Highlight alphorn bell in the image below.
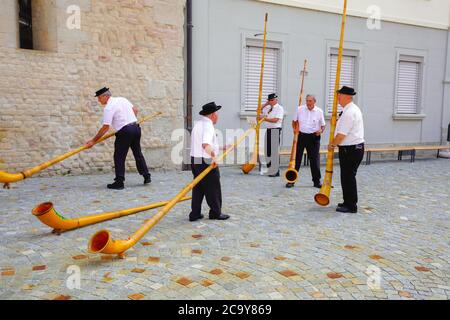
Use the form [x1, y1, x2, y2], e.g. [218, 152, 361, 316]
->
[0, 112, 162, 189]
[315, 0, 348, 206]
[284, 59, 308, 184]
[242, 13, 268, 174]
[89, 118, 266, 258]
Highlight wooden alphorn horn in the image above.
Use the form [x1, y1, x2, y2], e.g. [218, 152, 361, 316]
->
[284, 59, 308, 184]
[0, 112, 162, 188]
[315, 0, 348, 206]
[32, 197, 191, 235]
[242, 13, 268, 174]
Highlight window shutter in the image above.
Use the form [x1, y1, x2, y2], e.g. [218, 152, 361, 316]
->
[328, 54, 356, 113]
[244, 46, 279, 112]
[396, 60, 420, 114]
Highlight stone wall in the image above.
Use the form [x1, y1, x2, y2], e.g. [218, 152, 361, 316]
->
[0, 0, 186, 177]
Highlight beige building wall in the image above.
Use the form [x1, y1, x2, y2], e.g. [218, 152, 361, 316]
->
[0, 0, 185, 177]
[255, 0, 450, 29]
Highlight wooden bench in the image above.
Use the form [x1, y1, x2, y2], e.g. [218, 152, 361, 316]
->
[365, 145, 449, 164]
[412, 145, 450, 162]
[365, 146, 415, 165]
[281, 145, 449, 166]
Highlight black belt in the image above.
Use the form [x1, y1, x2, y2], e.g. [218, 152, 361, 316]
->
[267, 128, 282, 130]
[117, 122, 139, 134]
[339, 143, 365, 150]
[299, 132, 316, 135]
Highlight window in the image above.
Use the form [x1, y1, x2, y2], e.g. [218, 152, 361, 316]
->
[395, 56, 422, 115]
[17, 0, 57, 52]
[243, 43, 280, 112]
[18, 0, 33, 49]
[326, 50, 357, 114]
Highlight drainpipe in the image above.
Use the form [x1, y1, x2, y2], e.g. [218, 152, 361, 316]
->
[182, 0, 193, 171]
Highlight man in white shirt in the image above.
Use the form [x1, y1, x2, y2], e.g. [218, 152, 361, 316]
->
[260, 93, 284, 177]
[86, 87, 151, 190]
[328, 86, 365, 213]
[189, 102, 230, 222]
[287, 94, 326, 189]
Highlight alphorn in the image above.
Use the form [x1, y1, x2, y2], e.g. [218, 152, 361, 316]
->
[0, 112, 162, 188]
[284, 59, 308, 184]
[32, 197, 191, 234]
[242, 13, 268, 174]
[315, 0, 348, 206]
[89, 118, 266, 258]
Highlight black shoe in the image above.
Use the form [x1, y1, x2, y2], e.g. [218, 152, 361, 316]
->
[286, 183, 295, 188]
[107, 181, 124, 190]
[269, 172, 280, 177]
[338, 203, 345, 208]
[143, 174, 151, 185]
[189, 214, 204, 222]
[314, 183, 322, 189]
[209, 214, 230, 220]
[336, 206, 357, 213]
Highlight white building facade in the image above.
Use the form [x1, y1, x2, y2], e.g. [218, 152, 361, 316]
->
[191, 0, 450, 150]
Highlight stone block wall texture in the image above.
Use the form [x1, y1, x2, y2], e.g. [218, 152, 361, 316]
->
[0, 0, 185, 177]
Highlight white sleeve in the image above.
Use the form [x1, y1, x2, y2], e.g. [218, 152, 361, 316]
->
[103, 107, 114, 126]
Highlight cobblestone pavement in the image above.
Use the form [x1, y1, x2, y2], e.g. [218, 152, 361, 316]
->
[1, 159, 449, 300]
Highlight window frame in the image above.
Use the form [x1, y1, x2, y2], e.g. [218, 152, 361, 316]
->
[240, 36, 283, 117]
[16, 0, 59, 52]
[324, 46, 361, 118]
[393, 49, 427, 120]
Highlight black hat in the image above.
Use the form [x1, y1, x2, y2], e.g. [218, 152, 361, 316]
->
[199, 102, 222, 116]
[268, 93, 278, 100]
[95, 87, 110, 97]
[337, 86, 356, 96]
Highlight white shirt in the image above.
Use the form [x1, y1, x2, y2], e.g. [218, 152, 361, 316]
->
[293, 105, 326, 134]
[335, 102, 365, 146]
[190, 116, 219, 159]
[103, 97, 138, 131]
[262, 104, 284, 129]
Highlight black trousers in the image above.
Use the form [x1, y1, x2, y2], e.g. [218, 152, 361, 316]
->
[114, 123, 150, 182]
[338, 143, 365, 210]
[265, 128, 281, 175]
[190, 157, 222, 219]
[295, 132, 322, 184]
